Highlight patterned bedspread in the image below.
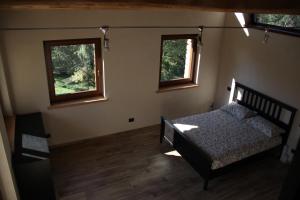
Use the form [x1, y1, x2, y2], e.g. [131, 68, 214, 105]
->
[171, 110, 281, 169]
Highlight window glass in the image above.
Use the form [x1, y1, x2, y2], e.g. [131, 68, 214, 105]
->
[161, 39, 194, 81]
[51, 44, 96, 95]
[159, 35, 198, 88]
[254, 14, 300, 29]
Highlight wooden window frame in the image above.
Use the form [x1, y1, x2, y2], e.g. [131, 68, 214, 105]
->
[250, 14, 300, 37]
[158, 34, 198, 89]
[44, 38, 103, 104]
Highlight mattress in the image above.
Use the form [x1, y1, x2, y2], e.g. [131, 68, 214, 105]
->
[171, 110, 282, 169]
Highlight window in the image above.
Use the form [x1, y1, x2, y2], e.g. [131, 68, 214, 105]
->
[44, 38, 103, 104]
[159, 34, 198, 88]
[252, 14, 300, 36]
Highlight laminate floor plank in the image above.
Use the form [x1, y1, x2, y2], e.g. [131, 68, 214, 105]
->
[51, 125, 287, 200]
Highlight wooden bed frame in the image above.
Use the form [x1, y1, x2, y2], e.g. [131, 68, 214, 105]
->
[160, 82, 297, 190]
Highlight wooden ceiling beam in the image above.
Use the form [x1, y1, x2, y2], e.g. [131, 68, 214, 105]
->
[0, 0, 299, 14]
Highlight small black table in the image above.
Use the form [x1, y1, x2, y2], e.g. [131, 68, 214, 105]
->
[14, 112, 50, 163]
[14, 160, 56, 200]
[13, 112, 56, 200]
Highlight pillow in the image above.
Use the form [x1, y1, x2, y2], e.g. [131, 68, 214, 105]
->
[245, 116, 285, 137]
[220, 102, 256, 120]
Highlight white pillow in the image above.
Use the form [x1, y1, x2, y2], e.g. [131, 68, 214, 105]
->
[220, 102, 256, 120]
[245, 116, 285, 137]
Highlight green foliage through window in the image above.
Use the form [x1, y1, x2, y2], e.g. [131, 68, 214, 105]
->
[255, 14, 300, 29]
[160, 35, 196, 83]
[161, 39, 189, 81]
[50, 44, 96, 95]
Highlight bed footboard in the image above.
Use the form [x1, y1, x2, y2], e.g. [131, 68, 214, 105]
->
[160, 116, 213, 190]
[160, 116, 176, 145]
[160, 116, 165, 144]
[173, 130, 213, 190]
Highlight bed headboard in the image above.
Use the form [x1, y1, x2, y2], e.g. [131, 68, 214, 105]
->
[231, 82, 297, 134]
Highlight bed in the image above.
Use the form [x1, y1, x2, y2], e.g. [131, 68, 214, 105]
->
[160, 82, 297, 190]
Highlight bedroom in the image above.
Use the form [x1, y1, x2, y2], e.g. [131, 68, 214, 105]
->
[0, 1, 299, 200]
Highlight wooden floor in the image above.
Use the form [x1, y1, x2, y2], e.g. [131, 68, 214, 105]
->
[51, 125, 288, 200]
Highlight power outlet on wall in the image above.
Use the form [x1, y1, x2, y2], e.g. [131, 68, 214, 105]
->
[128, 118, 135, 123]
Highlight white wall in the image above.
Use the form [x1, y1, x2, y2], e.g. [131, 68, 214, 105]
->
[215, 13, 300, 160]
[0, 50, 14, 116]
[0, 105, 18, 200]
[0, 10, 225, 145]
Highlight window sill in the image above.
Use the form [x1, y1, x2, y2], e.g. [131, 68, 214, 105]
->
[48, 96, 109, 109]
[157, 83, 199, 93]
